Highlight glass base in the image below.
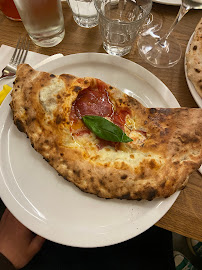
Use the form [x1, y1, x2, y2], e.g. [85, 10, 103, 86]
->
[103, 42, 131, 57]
[73, 15, 98, 28]
[137, 33, 182, 68]
[30, 29, 65, 48]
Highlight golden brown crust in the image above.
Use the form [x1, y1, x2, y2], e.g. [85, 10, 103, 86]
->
[186, 17, 202, 98]
[10, 64, 202, 200]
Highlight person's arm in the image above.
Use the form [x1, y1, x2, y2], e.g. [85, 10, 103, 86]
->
[0, 209, 45, 269]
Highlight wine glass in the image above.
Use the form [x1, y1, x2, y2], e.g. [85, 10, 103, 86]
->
[137, 0, 202, 68]
[140, 7, 163, 35]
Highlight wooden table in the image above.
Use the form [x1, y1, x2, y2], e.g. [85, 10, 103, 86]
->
[0, 2, 202, 241]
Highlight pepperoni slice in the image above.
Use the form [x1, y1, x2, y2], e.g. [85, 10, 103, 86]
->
[112, 108, 131, 130]
[71, 80, 113, 120]
[69, 79, 131, 146]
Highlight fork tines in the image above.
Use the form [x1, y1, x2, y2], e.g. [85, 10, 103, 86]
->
[9, 36, 30, 67]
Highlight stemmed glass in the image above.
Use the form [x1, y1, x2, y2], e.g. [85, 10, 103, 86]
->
[137, 0, 202, 68]
[140, 7, 163, 35]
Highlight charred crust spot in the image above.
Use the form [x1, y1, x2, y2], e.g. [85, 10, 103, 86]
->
[147, 188, 157, 201]
[73, 169, 80, 177]
[160, 181, 165, 188]
[179, 133, 199, 144]
[74, 86, 82, 92]
[119, 192, 130, 199]
[149, 108, 157, 114]
[56, 115, 63, 124]
[193, 45, 197, 50]
[29, 69, 33, 72]
[144, 120, 148, 125]
[41, 84, 44, 87]
[90, 177, 94, 182]
[44, 140, 49, 143]
[50, 74, 55, 78]
[31, 143, 34, 148]
[127, 96, 139, 107]
[13, 81, 16, 85]
[109, 86, 113, 89]
[60, 153, 64, 156]
[84, 80, 88, 84]
[121, 174, 128, 180]
[15, 119, 25, 132]
[43, 157, 50, 162]
[149, 159, 156, 169]
[195, 68, 200, 73]
[57, 94, 61, 99]
[173, 161, 179, 165]
[99, 179, 104, 185]
[29, 86, 32, 90]
[118, 98, 123, 103]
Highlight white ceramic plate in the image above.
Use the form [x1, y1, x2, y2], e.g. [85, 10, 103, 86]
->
[0, 53, 180, 248]
[185, 33, 202, 108]
[152, 0, 181, 5]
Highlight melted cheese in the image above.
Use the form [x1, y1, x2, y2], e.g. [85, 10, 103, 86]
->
[39, 78, 65, 114]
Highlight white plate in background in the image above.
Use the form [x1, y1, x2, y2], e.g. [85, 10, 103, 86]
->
[153, 0, 181, 5]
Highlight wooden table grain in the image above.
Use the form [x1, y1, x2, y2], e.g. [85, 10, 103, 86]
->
[0, 2, 202, 241]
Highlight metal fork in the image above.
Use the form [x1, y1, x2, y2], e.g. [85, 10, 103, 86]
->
[0, 36, 30, 82]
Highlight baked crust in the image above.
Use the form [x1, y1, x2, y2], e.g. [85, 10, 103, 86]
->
[186, 17, 202, 98]
[10, 64, 202, 200]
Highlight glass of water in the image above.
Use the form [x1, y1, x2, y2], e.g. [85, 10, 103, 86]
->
[13, 0, 65, 47]
[67, 0, 98, 28]
[94, 0, 152, 57]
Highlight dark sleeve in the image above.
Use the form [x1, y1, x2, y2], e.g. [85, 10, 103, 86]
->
[0, 253, 16, 270]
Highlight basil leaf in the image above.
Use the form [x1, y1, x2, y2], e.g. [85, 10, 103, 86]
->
[82, 115, 133, 143]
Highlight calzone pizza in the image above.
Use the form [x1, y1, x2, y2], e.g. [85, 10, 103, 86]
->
[10, 64, 202, 200]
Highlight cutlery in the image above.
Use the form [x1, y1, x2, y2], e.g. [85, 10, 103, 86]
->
[0, 35, 30, 81]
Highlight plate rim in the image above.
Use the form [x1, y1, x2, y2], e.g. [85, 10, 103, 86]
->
[0, 52, 180, 248]
[152, 0, 181, 6]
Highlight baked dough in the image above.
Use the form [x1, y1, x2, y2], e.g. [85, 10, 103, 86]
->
[10, 64, 202, 200]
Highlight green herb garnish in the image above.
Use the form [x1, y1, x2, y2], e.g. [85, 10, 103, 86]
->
[82, 115, 133, 143]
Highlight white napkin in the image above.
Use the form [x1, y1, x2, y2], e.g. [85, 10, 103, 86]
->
[0, 44, 63, 90]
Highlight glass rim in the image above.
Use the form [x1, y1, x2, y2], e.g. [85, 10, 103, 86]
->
[94, 0, 152, 25]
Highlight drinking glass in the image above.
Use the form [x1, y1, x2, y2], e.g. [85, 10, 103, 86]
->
[94, 0, 152, 57]
[0, 0, 21, 21]
[13, 0, 65, 47]
[67, 0, 98, 28]
[137, 0, 202, 68]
